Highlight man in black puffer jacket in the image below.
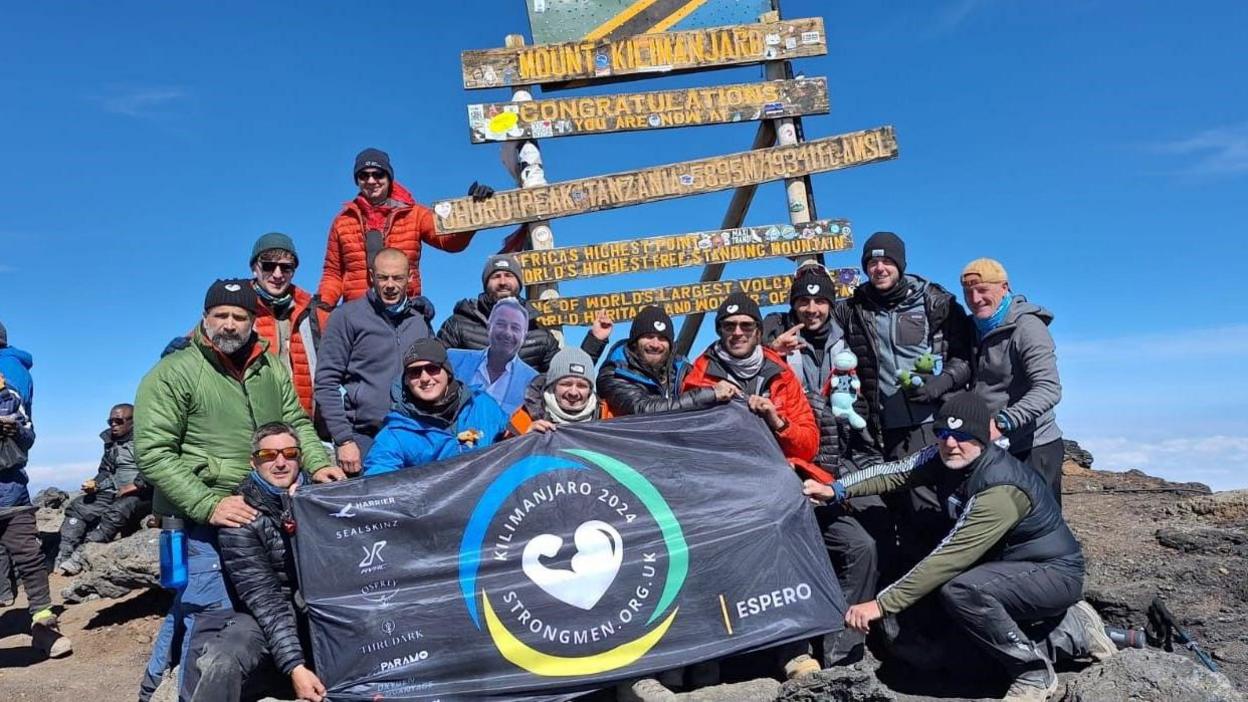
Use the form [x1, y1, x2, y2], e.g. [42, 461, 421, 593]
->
[437, 254, 611, 372]
[597, 305, 736, 416]
[185, 422, 326, 702]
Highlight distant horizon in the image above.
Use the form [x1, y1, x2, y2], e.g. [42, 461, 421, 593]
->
[3, 1, 1245, 494]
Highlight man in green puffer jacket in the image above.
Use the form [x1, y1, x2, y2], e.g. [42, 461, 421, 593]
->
[134, 279, 343, 701]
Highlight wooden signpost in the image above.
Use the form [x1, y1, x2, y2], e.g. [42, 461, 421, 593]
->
[528, 270, 857, 328]
[461, 17, 826, 89]
[514, 219, 851, 285]
[434, 126, 897, 233]
[468, 77, 828, 142]
[525, 0, 775, 45]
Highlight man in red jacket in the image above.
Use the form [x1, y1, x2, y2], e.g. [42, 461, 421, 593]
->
[683, 292, 818, 464]
[250, 233, 318, 417]
[316, 148, 494, 318]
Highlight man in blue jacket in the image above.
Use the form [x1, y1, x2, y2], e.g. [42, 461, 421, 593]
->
[0, 322, 34, 415]
[314, 248, 435, 474]
[447, 298, 537, 416]
[365, 338, 508, 475]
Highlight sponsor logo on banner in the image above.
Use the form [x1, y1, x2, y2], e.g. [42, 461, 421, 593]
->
[361, 579, 400, 605]
[457, 451, 688, 676]
[360, 619, 426, 656]
[335, 520, 398, 540]
[359, 540, 388, 575]
[330, 496, 398, 519]
[375, 649, 430, 675]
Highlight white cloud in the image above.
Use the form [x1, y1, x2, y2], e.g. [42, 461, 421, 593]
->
[1059, 323, 1248, 362]
[1081, 435, 1248, 491]
[97, 87, 188, 118]
[23, 461, 97, 494]
[1151, 122, 1248, 177]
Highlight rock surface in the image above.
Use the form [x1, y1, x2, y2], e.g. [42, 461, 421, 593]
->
[61, 528, 161, 603]
[1058, 648, 1245, 701]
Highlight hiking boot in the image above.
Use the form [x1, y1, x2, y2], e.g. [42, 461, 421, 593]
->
[1004, 658, 1057, 702]
[1070, 601, 1116, 661]
[31, 609, 73, 658]
[616, 678, 676, 702]
[784, 653, 822, 679]
[56, 551, 85, 576]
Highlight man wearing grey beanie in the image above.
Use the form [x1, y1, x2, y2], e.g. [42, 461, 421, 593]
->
[508, 347, 610, 434]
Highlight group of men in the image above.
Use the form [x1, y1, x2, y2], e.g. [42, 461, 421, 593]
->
[0, 147, 1109, 702]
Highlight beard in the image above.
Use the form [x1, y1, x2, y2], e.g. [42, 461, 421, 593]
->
[211, 329, 250, 354]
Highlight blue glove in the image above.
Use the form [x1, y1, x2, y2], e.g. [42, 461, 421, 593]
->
[830, 480, 848, 504]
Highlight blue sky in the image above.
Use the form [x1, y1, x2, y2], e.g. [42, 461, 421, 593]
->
[1, 1, 1245, 491]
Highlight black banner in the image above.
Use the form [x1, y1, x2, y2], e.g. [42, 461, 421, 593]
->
[292, 404, 844, 700]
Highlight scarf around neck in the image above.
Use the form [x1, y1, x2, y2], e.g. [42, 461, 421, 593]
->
[253, 282, 294, 318]
[974, 290, 1015, 339]
[712, 342, 765, 387]
[402, 380, 464, 427]
[544, 390, 599, 425]
[863, 275, 912, 308]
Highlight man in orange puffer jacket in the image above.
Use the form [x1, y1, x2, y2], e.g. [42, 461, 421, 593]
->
[317, 148, 494, 321]
[250, 233, 319, 417]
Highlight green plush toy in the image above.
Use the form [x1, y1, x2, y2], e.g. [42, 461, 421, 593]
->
[898, 353, 942, 390]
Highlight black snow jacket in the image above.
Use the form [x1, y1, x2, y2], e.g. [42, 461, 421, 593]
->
[437, 293, 606, 372]
[596, 341, 717, 416]
[218, 474, 307, 675]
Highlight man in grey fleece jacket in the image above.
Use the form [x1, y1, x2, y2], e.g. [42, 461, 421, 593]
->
[961, 258, 1064, 501]
[313, 249, 433, 474]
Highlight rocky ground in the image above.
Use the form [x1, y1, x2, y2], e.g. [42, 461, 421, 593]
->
[2, 442, 1245, 701]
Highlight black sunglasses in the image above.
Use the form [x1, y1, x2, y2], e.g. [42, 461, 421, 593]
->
[259, 261, 296, 274]
[356, 169, 389, 182]
[107, 418, 131, 426]
[406, 364, 445, 379]
[719, 320, 758, 333]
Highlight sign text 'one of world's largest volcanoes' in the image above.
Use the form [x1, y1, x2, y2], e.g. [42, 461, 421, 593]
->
[433, 126, 898, 234]
[461, 17, 827, 89]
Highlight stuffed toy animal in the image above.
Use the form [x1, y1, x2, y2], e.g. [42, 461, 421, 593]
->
[828, 350, 867, 430]
[898, 353, 943, 391]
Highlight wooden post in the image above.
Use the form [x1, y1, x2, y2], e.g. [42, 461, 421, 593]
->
[503, 33, 564, 343]
[675, 8, 820, 357]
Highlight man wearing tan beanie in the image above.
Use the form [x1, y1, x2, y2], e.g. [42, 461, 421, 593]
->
[960, 258, 1065, 501]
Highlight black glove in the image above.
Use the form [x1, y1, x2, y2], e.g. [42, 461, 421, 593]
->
[907, 372, 956, 404]
[467, 181, 495, 202]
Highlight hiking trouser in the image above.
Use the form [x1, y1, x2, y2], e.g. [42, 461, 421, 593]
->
[938, 558, 1083, 681]
[815, 496, 890, 663]
[60, 491, 117, 558]
[0, 544, 14, 602]
[0, 509, 51, 611]
[1012, 439, 1064, 505]
[186, 612, 282, 702]
[87, 493, 148, 543]
[881, 423, 949, 574]
[137, 523, 233, 702]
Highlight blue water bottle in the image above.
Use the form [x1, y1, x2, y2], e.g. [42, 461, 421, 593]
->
[159, 516, 189, 591]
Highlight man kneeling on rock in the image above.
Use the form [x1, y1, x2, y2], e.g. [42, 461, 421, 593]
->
[803, 392, 1115, 701]
[185, 422, 327, 702]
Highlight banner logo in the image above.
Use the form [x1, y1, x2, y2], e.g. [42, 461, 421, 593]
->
[458, 450, 688, 676]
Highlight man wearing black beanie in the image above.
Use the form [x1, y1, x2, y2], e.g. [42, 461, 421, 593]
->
[803, 392, 1113, 701]
[832, 232, 975, 569]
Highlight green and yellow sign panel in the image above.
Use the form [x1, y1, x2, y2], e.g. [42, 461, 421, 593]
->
[526, 0, 776, 45]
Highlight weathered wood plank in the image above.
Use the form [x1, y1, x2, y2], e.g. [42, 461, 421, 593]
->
[515, 219, 851, 285]
[529, 270, 858, 328]
[526, 0, 774, 45]
[468, 78, 828, 143]
[433, 125, 897, 234]
[461, 17, 827, 90]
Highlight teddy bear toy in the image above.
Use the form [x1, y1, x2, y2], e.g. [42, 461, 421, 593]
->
[898, 353, 943, 391]
[828, 350, 868, 430]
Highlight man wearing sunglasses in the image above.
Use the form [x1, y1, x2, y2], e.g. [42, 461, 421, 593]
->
[183, 422, 327, 702]
[315, 248, 436, 474]
[684, 292, 816, 465]
[803, 393, 1112, 702]
[316, 147, 495, 317]
[248, 233, 318, 418]
[134, 279, 344, 700]
[364, 338, 508, 475]
[55, 403, 151, 576]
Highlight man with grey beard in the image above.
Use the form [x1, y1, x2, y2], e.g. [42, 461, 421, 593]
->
[134, 279, 341, 700]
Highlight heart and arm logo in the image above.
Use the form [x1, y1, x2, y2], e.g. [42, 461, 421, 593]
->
[947, 417, 964, 429]
[726, 304, 739, 314]
[522, 520, 624, 611]
[653, 321, 666, 332]
[807, 284, 820, 294]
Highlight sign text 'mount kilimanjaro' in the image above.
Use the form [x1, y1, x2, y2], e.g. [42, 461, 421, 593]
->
[469, 78, 829, 143]
[515, 220, 852, 285]
[461, 17, 827, 89]
[528, 270, 858, 328]
[434, 126, 898, 233]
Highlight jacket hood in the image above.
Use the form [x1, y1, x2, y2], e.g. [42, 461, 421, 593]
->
[237, 471, 289, 519]
[345, 180, 417, 212]
[99, 428, 133, 445]
[1002, 294, 1053, 327]
[0, 346, 33, 370]
[382, 383, 489, 431]
[605, 339, 687, 389]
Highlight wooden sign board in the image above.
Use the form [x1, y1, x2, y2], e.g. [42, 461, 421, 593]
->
[525, 0, 774, 45]
[516, 219, 852, 285]
[434, 126, 898, 233]
[468, 78, 828, 143]
[461, 17, 827, 90]
[530, 270, 859, 328]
